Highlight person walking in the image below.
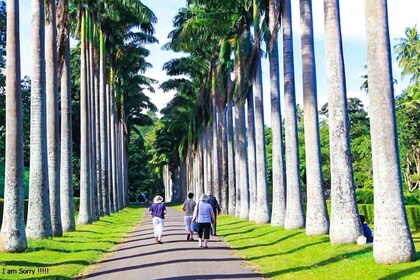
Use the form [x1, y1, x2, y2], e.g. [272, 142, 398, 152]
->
[207, 193, 221, 235]
[182, 192, 196, 241]
[149, 196, 167, 244]
[192, 194, 215, 248]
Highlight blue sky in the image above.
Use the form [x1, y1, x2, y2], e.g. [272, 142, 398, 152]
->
[19, 0, 420, 121]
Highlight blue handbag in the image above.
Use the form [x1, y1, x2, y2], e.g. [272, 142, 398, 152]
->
[192, 202, 200, 232]
[192, 222, 199, 232]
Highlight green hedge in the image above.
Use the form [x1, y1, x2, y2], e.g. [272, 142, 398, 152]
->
[325, 202, 419, 231]
[0, 198, 80, 226]
[1, 199, 418, 231]
[358, 204, 420, 231]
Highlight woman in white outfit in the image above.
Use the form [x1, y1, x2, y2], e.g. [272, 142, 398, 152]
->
[149, 196, 167, 244]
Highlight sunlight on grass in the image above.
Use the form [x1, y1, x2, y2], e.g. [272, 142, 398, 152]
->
[218, 215, 420, 280]
[0, 205, 145, 279]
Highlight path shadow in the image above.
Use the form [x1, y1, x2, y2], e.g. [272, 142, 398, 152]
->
[154, 273, 261, 279]
[124, 232, 154, 238]
[248, 239, 329, 261]
[268, 247, 372, 277]
[2, 260, 91, 267]
[58, 238, 118, 244]
[116, 236, 157, 244]
[108, 242, 158, 253]
[236, 229, 278, 241]
[236, 232, 303, 250]
[29, 275, 72, 280]
[77, 258, 242, 279]
[221, 224, 255, 232]
[377, 265, 420, 279]
[218, 220, 248, 228]
[98, 246, 234, 265]
[222, 227, 258, 237]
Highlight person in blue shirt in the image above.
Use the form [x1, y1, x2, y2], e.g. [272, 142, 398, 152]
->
[360, 215, 373, 243]
[149, 196, 167, 244]
[192, 194, 215, 248]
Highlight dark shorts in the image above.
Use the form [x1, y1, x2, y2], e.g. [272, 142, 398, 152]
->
[198, 223, 211, 239]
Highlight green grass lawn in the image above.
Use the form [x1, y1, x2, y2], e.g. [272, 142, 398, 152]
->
[0, 205, 145, 279]
[217, 214, 420, 280]
[171, 203, 420, 279]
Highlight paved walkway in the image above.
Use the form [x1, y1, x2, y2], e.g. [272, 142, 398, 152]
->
[80, 206, 263, 280]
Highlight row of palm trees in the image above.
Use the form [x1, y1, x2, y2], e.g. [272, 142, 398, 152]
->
[0, 0, 156, 253]
[156, 0, 415, 264]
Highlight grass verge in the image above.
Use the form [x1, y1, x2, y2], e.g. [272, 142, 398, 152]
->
[217, 214, 420, 280]
[0, 205, 145, 279]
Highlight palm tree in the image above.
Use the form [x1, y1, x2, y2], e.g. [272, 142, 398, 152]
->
[88, 13, 99, 220]
[0, 0, 28, 252]
[365, 0, 415, 263]
[46, 0, 62, 237]
[211, 78, 220, 202]
[227, 101, 236, 215]
[283, 0, 305, 230]
[99, 30, 110, 215]
[57, 0, 75, 232]
[27, 0, 53, 239]
[300, 0, 329, 235]
[268, 0, 287, 227]
[252, 0, 270, 224]
[247, 86, 256, 221]
[78, 11, 93, 224]
[324, 0, 362, 243]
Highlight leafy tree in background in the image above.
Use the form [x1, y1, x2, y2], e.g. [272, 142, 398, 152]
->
[128, 123, 163, 201]
[395, 26, 420, 195]
[319, 98, 372, 191]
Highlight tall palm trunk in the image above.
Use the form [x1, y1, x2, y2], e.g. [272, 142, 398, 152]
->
[110, 94, 118, 211]
[212, 76, 221, 201]
[0, 0, 28, 252]
[27, 0, 53, 239]
[59, 12, 75, 232]
[99, 30, 110, 215]
[324, 0, 362, 243]
[269, 0, 287, 227]
[365, 0, 415, 263]
[107, 83, 114, 213]
[227, 101, 236, 215]
[247, 89, 257, 221]
[88, 18, 99, 221]
[123, 127, 129, 207]
[205, 127, 212, 194]
[283, 0, 305, 230]
[234, 101, 242, 217]
[239, 100, 249, 220]
[46, 0, 62, 237]
[94, 45, 102, 216]
[78, 12, 93, 225]
[117, 121, 124, 209]
[253, 0, 270, 224]
[218, 108, 228, 213]
[300, 0, 329, 235]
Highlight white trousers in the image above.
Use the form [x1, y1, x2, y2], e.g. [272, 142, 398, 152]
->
[152, 217, 164, 238]
[184, 215, 193, 233]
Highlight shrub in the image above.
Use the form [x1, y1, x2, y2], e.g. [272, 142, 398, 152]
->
[356, 188, 374, 204]
[0, 198, 79, 226]
[358, 204, 419, 231]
